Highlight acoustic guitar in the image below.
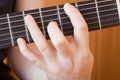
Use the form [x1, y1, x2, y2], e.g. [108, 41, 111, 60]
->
[0, 0, 119, 49]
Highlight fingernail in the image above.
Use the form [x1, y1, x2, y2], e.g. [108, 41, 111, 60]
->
[48, 21, 57, 26]
[64, 3, 72, 11]
[17, 38, 22, 45]
[24, 15, 32, 24]
[65, 3, 71, 7]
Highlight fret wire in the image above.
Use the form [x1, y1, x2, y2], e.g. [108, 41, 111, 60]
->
[0, 11, 118, 32]
[0, 7, 118, 27]
[75, 2, 78, 9]
[0, 17, 119, 42]
[39, 8, 46, 37]
[95, 0, 102, 29]
[23, 11, 30, 43]
[57, 5, 63, 32]
[7, 14, 14, 46]
[0, 0, 116, 20]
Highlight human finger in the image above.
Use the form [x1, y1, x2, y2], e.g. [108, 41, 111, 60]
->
[24, 15, 54, 58]
[47, 22, 71, 56]
[64, 3, 89, 47]
[17, 38, 44, 67]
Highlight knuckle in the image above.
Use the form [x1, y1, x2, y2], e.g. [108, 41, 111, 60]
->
[81, 52, 93, 63]
[40, 45, 50, 53]
[56, 41, 65, 48]
[29, 58, 40, 67]
[76, 25, 88, 31]
[56, 39, 68, 49]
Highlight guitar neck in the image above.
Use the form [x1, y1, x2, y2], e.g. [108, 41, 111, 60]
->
[0, 0, 120, 49]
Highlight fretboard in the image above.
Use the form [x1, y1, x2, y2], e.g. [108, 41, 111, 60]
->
[0, 0, 120, 49]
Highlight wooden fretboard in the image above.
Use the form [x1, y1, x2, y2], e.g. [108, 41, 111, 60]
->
[0, 0, 120, 49]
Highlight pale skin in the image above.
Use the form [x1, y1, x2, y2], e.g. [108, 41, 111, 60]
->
[17, 3, 93, 80]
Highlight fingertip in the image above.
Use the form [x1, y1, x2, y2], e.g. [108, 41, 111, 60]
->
[47, 21, 58, 31]
[48, 21, 57, 26]
[17, 38, 23, 45]
[24, 15, 34, 25]
[17, 38, 27, 50]
[24, 15, 32, 21]
[64, 3, 77, 15]
[64, 3, 71, 14]
[64, 3, 71, 10]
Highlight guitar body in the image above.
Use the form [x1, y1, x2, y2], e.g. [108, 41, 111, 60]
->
[8, 0, 120, 80]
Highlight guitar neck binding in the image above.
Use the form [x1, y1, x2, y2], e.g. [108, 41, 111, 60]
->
[116, 0, 120, 23]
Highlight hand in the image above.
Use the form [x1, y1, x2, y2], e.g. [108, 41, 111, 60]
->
[17, 3, 93, 80]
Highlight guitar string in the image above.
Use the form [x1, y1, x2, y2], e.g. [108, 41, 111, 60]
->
[0, 14, 117, 38]
[0, 18, 119, 43]
[0, 15, 118, 38]
[1, 6, 118, 33]
[6, 2, 116, 19]
[0, 0, 118, 46]
[37, 3, 116, 14]
[0, 12, 118, 36]
[0, 11, 117, 32]
[0, 2, 117, 26]
[0, 0, 116, 20]
[2, 5, 117, 24]
[0, 21, 119, 47]
[0, 2, 114, 22]
[0, 16, 114, 37]
[0, 16, 119, 39]
[0, 7, 118, 30]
